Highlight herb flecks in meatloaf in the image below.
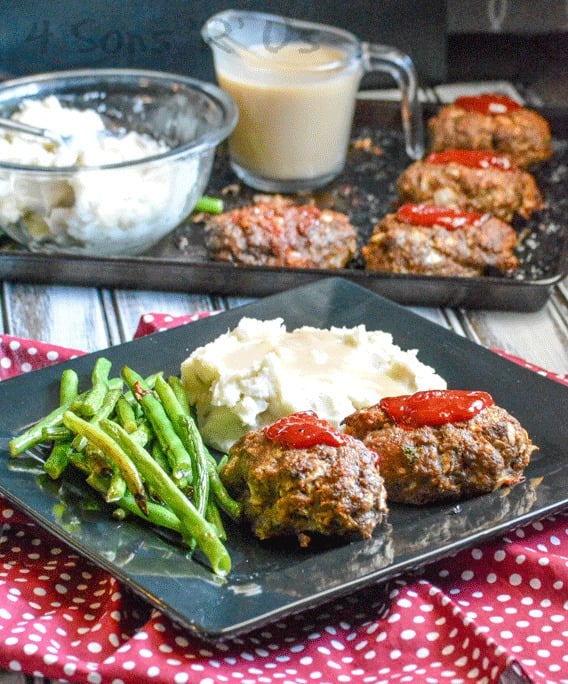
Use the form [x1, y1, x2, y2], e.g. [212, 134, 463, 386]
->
[362, 210, 519, 277]
[428, 102, 553, 169]
[397, 158, 543, 223]
[203, 196, 357, 268]
[220, 427, 387, 546]
[343, 402, 537, 505]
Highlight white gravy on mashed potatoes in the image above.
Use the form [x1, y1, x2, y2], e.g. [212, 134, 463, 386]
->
[181, 317, 447, 453]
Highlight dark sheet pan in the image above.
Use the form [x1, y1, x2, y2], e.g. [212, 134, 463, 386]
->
[1, 278, 567, 640]
[0, 101, 566, 311]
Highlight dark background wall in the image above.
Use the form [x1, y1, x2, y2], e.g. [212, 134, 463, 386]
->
[0, 1, 447, 86]
[1, 1, 566, 97]
[445, 0, 567, 106]
[446, 0, 567, 34]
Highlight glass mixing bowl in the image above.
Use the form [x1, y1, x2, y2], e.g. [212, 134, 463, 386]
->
[0, 69, 237, 256]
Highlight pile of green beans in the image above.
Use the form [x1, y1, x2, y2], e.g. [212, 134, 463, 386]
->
[9, 358, 242, 577]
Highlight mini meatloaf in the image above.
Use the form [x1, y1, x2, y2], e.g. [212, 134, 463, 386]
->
[220, 416, 387, 546]
[397, 150, 543, 222]
[362, 204, 519, 277]
[428, 95, 553, 168]
[203, 197, 357, 268]
[343, 395, 537, 505]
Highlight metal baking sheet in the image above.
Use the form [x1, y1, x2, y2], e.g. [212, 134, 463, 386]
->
[0, 101, 566, 311]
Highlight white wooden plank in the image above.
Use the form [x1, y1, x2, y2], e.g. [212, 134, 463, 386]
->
[406, 306, 454, 329]
[110, 290, 218, 342]
[224, 296, 256, 311]
[2, 283, 110, 353]
[458, 302, 568, 375]
[0, 289, 4, 335]
[556, 277, 568, 318]
[99, 289, 123, 348]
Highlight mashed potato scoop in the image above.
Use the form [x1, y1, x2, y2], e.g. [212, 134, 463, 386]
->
[181, 317, 447, 452]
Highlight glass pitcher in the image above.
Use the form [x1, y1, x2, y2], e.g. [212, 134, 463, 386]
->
[202, 10, 424, 192]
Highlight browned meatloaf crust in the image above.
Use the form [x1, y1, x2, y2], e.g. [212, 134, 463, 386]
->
[362, 211, 519, 277]
[220, 428, 387, 544]
[203, 197, 357, 268]
[342, 403, 536, 505]
[428, 103, 553, 168]
[397, 158, 543, 223]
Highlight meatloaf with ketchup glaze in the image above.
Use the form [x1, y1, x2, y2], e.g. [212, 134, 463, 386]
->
[397, 149, 543, 223]
[220, 411, 387, 546]
[428, 94, 553, 169]
[362, 203, 519, 277]
[343, 390, 537, 505]
[203, 196, 357, 268]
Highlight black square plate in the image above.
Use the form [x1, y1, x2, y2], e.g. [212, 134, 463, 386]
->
[1, 278, 567, 640]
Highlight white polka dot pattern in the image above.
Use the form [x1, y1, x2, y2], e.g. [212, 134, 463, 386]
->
[0, 312, 567, 683]
[0, 335, 85, 379]
[2, 502, 568, 682]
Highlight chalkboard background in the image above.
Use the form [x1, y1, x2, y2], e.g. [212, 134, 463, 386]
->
[0, 1, 447, 87]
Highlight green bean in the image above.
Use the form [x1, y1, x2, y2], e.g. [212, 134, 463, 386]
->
[113, 507, 128, 521]
[115, 396, 138, 433]
[151, 440, 170, 475]
[10, 360, 235, 576]
[104, 471, 127, 503]
[60, 368, 79, 405]
[115, 495, 182, 532]
[154, 375, 198, 480]
[63, 411, 148, 515]
[176, 414, 209, 516]
[157, 374, 240, 520]
[10, 369, 85, 456]
[10, 402, 74, 456]
[122, 371, 163, 403]
[122, 366, 192, 485]
[84, 444, 114, 476]
[128, 422, 153, 447]
[154, 374, 185, 421]
[72, 386, 123, 451]
[44, 441, 72, 479]
[206, 499, 227, 541]
[67, 449, 90, 475]
[194, 195, 224, 215]
[154, 375, 212, 513]
[100, 417, 231, 576]
[207, 458, 242, 520]
[72, 357, 113, 417]
[160, 378, 241, 519]
[216, 453, 229, 471]
[167, 375, 191, 416]
[87, 471, 183, 534]
[41, 425, 73, 442]
[97, 385, 123, 418]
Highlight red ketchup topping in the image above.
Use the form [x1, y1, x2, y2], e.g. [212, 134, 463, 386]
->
[379, 389, 495, 429]
[426, 149, 515, 171]
[264, 411, 350, 449]
[455, 93, 522, 115]
[396, 203, 484, 231]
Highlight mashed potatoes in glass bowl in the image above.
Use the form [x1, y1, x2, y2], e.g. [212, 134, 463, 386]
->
[0, 69, 237, 256]
[181, 317, 447, 452]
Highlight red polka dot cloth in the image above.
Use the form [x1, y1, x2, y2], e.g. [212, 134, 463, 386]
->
[1, 313, 568, 684]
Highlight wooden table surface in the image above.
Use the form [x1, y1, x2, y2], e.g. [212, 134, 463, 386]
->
[1, 81, 567, 684]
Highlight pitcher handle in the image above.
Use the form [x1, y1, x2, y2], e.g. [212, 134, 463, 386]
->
[361, 43, 425, 160]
